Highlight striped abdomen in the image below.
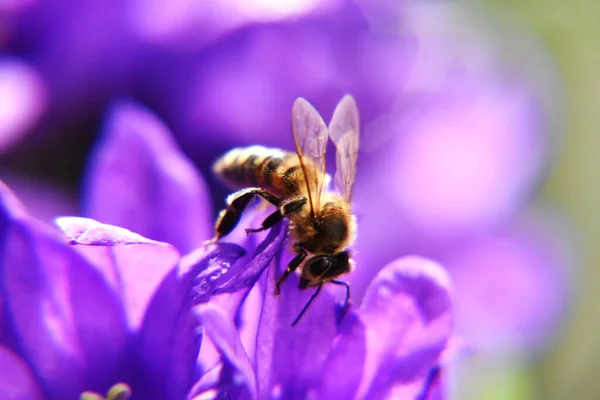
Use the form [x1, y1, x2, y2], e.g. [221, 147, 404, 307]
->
[213, 146, 305, 198]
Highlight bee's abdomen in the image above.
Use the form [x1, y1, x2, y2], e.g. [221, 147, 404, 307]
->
[213, 146, 301, 197]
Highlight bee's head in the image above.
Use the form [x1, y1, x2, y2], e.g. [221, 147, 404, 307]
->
[299, 251, 354, 289]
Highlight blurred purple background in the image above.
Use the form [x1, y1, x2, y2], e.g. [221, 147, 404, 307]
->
[0, 0, 572, 398]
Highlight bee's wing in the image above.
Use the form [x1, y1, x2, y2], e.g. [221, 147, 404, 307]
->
[328, 95, 359, 201]
[292, 97, 329, 215]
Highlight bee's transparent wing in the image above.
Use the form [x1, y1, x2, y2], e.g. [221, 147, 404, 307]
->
[292, 97, 329, 215]
[328, 95, 360, 201]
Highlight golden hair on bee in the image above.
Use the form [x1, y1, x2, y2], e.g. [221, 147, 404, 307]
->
[212, 95, 360, 326]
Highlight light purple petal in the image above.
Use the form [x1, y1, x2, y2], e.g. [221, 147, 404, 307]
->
[0, 58, 46, 155]
[133, 242, 245, 400]
[191, 304, 256, 399]
[443, 216, 568, 352]
[0, 0, 38, 12]
[255, 252, 339, 399]
[387, 78, 544, 238]
[357, 256, 454, 399]
[316, 310, 367, 399]
[356, 73, 546, 244]
[83, 100, 212, 253]
[0, 183, 128, 399]
[0, 346, 44, 400]
[56, 216, 167, 246]
[54, 216, 181, 333]
[126, 0, 336, 49]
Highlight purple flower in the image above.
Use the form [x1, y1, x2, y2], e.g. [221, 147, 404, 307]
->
[1, 1, 569, 395]
[0, 102, 455, 399]
[82, 100, 214, 254]
[0, 180, 244, 399]
[192, 255, 453, 400]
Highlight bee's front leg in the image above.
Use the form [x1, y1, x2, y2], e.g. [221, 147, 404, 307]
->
[245, 197, 307, 234]
[276, 245, 307, 296]
[213, 188, 281, 241]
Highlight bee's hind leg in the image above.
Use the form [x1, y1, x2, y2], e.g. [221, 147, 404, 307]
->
[214, 188, 281, 240]
[245, 197, 307, 234]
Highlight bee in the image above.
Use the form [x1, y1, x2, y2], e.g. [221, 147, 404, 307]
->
[212, 95, 360, 325]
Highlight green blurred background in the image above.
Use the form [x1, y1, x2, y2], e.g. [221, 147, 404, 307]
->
[467, 0, 599, 398]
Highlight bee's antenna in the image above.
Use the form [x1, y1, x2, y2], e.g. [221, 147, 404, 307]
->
[291, 284, 323, 326]
[331, 280, 351, 309]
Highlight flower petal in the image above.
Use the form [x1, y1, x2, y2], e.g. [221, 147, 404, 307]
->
[0, 184, 128, 399]
[213, 220, 286, 296]
[0, 346, 45, 400]
[419, 338, 469, 400]
[54, 216, 181, 333]
[189, 222, 285, 379]
[132, 242, 245, 400]
[0, 180, 28, 221]
[191, 304, 256, 399]
[417, 366, 445, 400]
[357, 256, 454, 399]
[316, 310, 367, 399]
[254, 252, 339, 399]
[55, 216, 165, 246]
[83, 100, 213, 253]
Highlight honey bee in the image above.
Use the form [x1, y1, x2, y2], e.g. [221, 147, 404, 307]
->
[212, 95, 360, 325]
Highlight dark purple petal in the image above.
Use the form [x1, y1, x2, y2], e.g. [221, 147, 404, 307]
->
[132, 242, 245, 400]
[0, 173, 77, 224]
[12, 0, 143, 127]
[191, 221, 280, 375]
[0, 183, 128, 399]
[196, 220, 286, 367]
[191, 304, 256, 399]
[419, 338, 469, 400]
[214, 221, 286, 295]
[255, 252, 339, 399]
[199, 212, 285, 365]
[417, 366, 445, 400]
[0, 345, 45, 400]
[172, 7, 383, 156]
[83, 100, 213, 254]
[316, 310, 367, 399]
[0, 180, 28, 221]
[357, 256, 453, 399]
[54, 216, 181, 333]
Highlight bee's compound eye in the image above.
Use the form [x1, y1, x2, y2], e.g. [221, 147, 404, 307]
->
[307, 256, 332, 276]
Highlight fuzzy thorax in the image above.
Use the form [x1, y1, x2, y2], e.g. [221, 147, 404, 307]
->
[287, 192, 356, 255]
